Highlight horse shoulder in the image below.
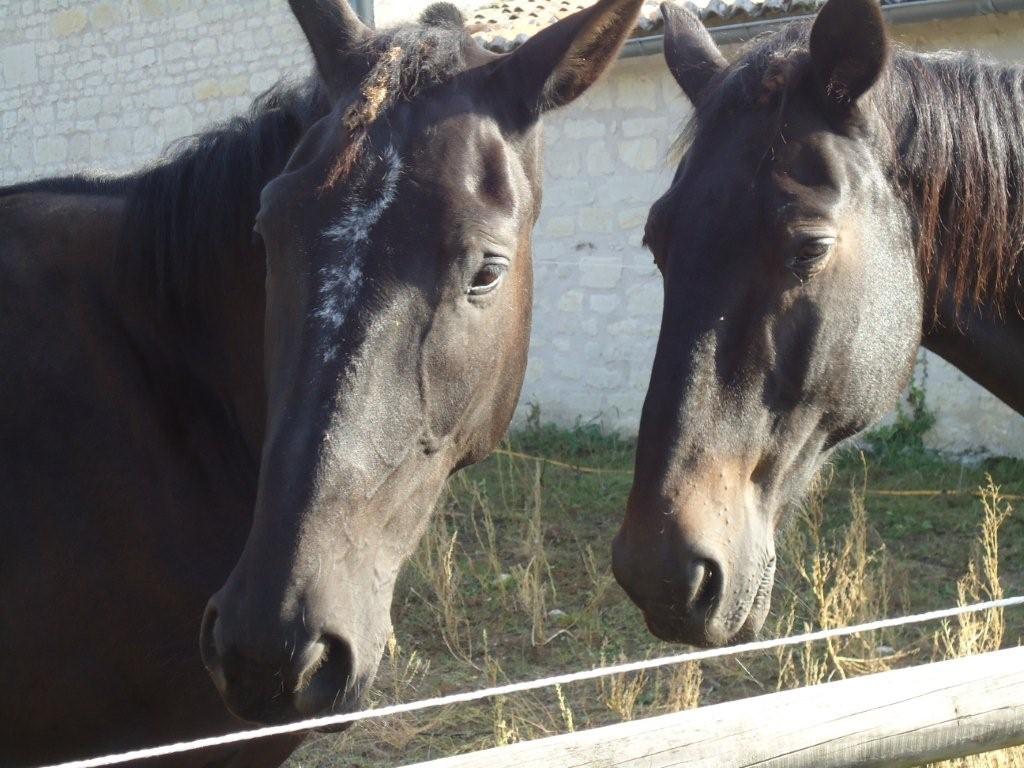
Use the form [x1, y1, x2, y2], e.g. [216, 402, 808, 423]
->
[0, 188, 258, 765]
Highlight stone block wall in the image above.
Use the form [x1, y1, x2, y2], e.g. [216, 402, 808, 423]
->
[525, 56, 678, 431]
[0, 0, 308, 181]
[2, 2, 1023, 457]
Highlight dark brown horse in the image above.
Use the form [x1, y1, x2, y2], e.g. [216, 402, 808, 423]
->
[613, 0, 1024, 647]
[0, 1, 642, 765]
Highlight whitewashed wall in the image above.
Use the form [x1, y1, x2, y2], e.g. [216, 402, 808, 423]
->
[1, 2, 1022, 457]
[0, 1, 309, 178]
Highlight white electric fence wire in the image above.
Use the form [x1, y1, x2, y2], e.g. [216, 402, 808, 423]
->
[37, 595, 1024, 768]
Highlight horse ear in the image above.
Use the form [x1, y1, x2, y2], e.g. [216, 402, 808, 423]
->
[660, 2, 726, 104]
[494, 0, 644, 117]
[289, 0, 372, 99]
[809, 0, 888, 110]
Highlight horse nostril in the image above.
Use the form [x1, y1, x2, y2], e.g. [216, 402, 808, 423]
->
[686, 558, 721, 611]
[315, 634, 354, 692]
[295, 634, 356, 716]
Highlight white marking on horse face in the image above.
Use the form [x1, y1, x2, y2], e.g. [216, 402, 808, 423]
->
[314, 145, 403, 363]
[322, 145, 403, 245]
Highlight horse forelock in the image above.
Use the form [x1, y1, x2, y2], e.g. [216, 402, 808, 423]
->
[669, 25, 810, 163]
[309, 12, 474, 359]
[321, 12, 474, 192]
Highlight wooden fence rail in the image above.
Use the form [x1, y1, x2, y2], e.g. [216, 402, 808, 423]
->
[403, 646, 1024, 768]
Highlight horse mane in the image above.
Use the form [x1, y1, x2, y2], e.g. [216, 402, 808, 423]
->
[886, 51, 1024, 316]
[0, 2, 473, 319]
[0, 173, 130, 198]
[119, 79, 327, 318]
[678, 22, 1024, 318]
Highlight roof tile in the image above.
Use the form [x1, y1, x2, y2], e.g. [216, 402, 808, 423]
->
[466, 0, 890, 51]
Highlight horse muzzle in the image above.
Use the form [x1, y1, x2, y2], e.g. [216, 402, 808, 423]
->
[612, 476, 778, 647]
[199, 600, 371, 725]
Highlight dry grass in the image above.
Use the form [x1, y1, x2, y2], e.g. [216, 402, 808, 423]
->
[774, 464, 898, 687]
[933, 477, 1023, 768]
[778, 470, 1022, 768]
[410, 511, 476, 668]
[285, 430, 1023, 768]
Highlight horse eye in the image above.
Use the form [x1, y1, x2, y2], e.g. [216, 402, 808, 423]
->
[468, 258, 509, 296]
[800, 238, 834, 260]
[788, 236, 835, 279]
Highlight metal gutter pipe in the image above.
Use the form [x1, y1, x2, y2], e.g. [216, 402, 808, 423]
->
[351, 0, 375, 26]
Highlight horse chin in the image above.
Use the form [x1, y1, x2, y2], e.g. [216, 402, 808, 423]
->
[732, 588, 772, 644]
[314, 721, 354, 734]
[642, 612, 691, 644]
[299, 686, 370, 731]
[729, 556, 776, 642]
[290, 673, 371, 733]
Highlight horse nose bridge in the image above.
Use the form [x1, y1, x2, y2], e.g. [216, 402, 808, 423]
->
[221, 536, 348, 622]
[213, 517, 394, 643]
[264, 309, 427, 484]
[627, 456, 755, 531]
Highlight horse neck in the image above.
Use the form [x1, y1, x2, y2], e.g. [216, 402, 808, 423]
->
[922, 282, 1024, 414]
[886, 53, 1024, 413]
[174, 240, 268, 462]
[117, 82, 328, 468]
[119, 230, 270, 474]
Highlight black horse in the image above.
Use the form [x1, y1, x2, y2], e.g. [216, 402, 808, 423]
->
[613, 0, 1024, 646]
[0, 1, 643, 765]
